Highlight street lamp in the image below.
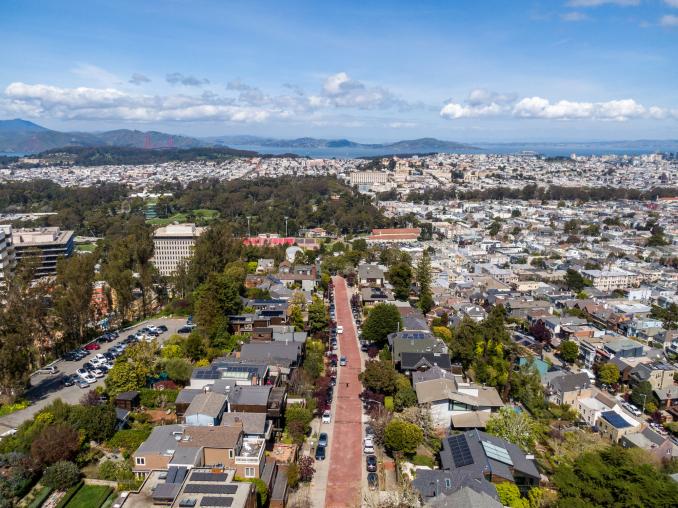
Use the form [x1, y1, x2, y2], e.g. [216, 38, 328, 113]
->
[640, 393, 647, 414]
[284, 216, 289, 237]
[246, 216, 252, 237]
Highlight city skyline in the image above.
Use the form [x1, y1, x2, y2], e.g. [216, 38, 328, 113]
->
[2, 0, 678, 142]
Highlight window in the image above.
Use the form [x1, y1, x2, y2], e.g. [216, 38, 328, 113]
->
[245, 467, 255, 478]
[228, 449, 234, 459]
[444, 479, 451, 489]
[135, 457, 145, 465]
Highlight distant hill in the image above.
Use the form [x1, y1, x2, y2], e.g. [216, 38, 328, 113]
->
[0, 119, 205, 153]
[206, 135, 476, 151]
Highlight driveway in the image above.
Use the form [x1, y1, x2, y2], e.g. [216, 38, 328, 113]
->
[324, 276, 364, 508]
[0, 317, 187, 433]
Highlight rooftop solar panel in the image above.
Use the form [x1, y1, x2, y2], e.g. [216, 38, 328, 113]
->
[601, 411, 632, 429]
[189, 472, 229, 482]
[481, 441, 513, 466]
[447, 434, 474, 467]
[200, 497, 233, 507]
[184, 484, 238, 495]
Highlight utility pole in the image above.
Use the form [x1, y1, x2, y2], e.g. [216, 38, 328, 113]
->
[284, 216, 289, 237]
[246, 216, 252, 237]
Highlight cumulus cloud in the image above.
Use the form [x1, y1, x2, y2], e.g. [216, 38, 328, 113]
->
[440, 90, 677, 122]
[660, 14, 678, 26]
[3, 82, 283, 123]
[566, 0, 639, 6]
[664, 0, 678, 6]
[317, 72, 412, 110]
[166, 72, 210, 86]
[129, 73, 151, 85]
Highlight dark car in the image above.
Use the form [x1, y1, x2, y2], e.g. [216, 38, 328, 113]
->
[178, 326, 193, 334]
[367, 472, 378, 490]
[156, 325, 168, 333]
[318, 433, 328, 447]
[63, 352, 78, 361]
[366, 455, 377, 472]
[83, 362, 97, 372]
[315, 445, 326, 461]
[329, 376, 336, 387]
[62, 375, 75, 387]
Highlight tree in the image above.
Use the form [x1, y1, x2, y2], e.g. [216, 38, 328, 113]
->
[42, 461, 81, 491]
[105, 361, 147, 397]
[98, 460, 134, 482]
[488, 218, 502, 237]
[302, 340, 325, 380]
[307, 296, 328, 334]
[193, 271, 242, 336]
[496, 483, 528, 508]
[359, 361, 399, 395]
[182, 333, 208, 362]
[394, 387, 417, 412]
[67, 404, 117, 442]
[52, 254, 96, 347]
[383, 419, 423, 454]
[630, 381, 656, 411]
[297, 456, 315, 482]
[388, 262, 412, 301]
[164, 358, 193, 384]
[559, 340, 579, 364]
[289, 305, 305, 332]
[564, 269, 589, 292]
[486, 407, 541, 452]
[30, 424, 80, 466]
[285, 405, 313, 444]
[597, 363, 620, 386]
[416, 251, 433, 314]
[553, 446, 678, 508]
[361, 304, 402, 347]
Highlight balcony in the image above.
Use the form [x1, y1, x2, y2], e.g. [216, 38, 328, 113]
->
[235, 438, 265, 465]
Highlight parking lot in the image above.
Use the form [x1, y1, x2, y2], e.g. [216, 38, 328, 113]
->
[0, 317, 187, 434]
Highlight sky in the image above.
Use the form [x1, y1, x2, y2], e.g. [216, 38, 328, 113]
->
[1, 0, 678, 142]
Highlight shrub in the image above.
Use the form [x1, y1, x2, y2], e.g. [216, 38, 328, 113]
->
[42, 461, 81, 491]
[383, 419, 423, 455]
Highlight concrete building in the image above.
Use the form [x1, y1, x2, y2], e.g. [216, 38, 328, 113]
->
[152, 223, 205, 277]
[7, 226, 74, 277]
[581, 269, 638, 291]
[0, 225, 16, 283]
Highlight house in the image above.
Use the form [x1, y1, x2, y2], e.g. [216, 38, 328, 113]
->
[170, 468, 257, 508]
[256, 258, 275, 274]
[438, 431, 540, 495]
[360, 287, 394, 307]
[620, 427, 678, 462]
[576, 392, 620, 427]
[132, 424, 266, 480]
[598, 410, 641, 442]
[175, 389, 203, 419]
[545, 372, 592, 406]
[391, 335, 451, 374]
[412, 469, 501, 507]
[184, 392, 228, 426]
[190, 359, 269, 389]
[414, 376, 503, 429]
[604, 338, 644, 359]
[238, 341, 303, 379]
[654, 386, 678, 411]
[115, 391, 140, 412]
[221, 413, 273, 441]
[228, 385, 287, 430]
[629, 361, 677, 390]
[358, 263, 385, 287]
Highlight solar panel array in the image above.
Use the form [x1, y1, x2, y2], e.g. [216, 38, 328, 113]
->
[189, 472, 228, 482]
[184, 484, 238, 495]
[481, 441, 513, 466]
[200, 497, 233, 507]
[601, 411, 632, 429]
[166, 466, 188, 484]
[447, 434, 474, 467]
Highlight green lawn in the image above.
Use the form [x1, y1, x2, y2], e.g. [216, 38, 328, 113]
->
[63, 485, 112, 508]
[75, 243, 97, 252]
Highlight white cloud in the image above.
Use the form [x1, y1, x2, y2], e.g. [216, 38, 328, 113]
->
[561, 11, 589, 21]
[663, 0, 678, 8]
[71, 64, 120, 86]
[440, 90, 677, 122]
[3, 82, 284, 123]
[660, 14, 678, 26]
[320, 72, 412, 110]
[566, 0, 639, 7]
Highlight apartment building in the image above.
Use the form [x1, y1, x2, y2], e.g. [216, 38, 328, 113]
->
[349, 170, 389, 186]
[152, 223, 205, 277]
[581, 269, 638, 291]
[6, 226, 74, 278]
[0, 225, 16, 282]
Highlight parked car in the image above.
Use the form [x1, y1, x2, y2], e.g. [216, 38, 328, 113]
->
[37, 365, 59, 375]
[157, 325, 168, 333]
[329, 376, 336, 387]
[336, 326, 344, 334]
[339, 356, 347, 366]
[91, 369, 104, 378]
[318, 433, 328, 447]
[178, 326, 193, 334]
[366, 455, 378, 472]
[76, 379, 90, 389]
[367, 472, 378, 490]
[84, 342, 100, 351]
[62, 375, 75, 387]
[322, 410, 331, 424]
[315, 445, 326, 461]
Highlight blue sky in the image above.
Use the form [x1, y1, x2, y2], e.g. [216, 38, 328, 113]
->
[1, 0, 677, 141]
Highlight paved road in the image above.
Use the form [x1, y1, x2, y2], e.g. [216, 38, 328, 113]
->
[0, 317, 187, 434]
[325, 276, 364, 508]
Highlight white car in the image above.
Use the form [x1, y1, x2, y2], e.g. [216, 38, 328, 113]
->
[78, 371, 97, 384]
[95, 353, 107, 362]
[91, 369, 104, 378]
[336, 326, 344, 334]
[322, 410, 331, 424]
[363, 443, 375, 454]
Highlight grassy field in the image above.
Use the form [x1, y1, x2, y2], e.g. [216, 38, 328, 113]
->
[146, 208, 219, 226]
[63, 485, 112, 508]
[75, 243, 97, 252]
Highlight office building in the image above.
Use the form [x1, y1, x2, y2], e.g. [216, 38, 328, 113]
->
[8, 227, 74, 278]
[152, 223, 205, 277]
